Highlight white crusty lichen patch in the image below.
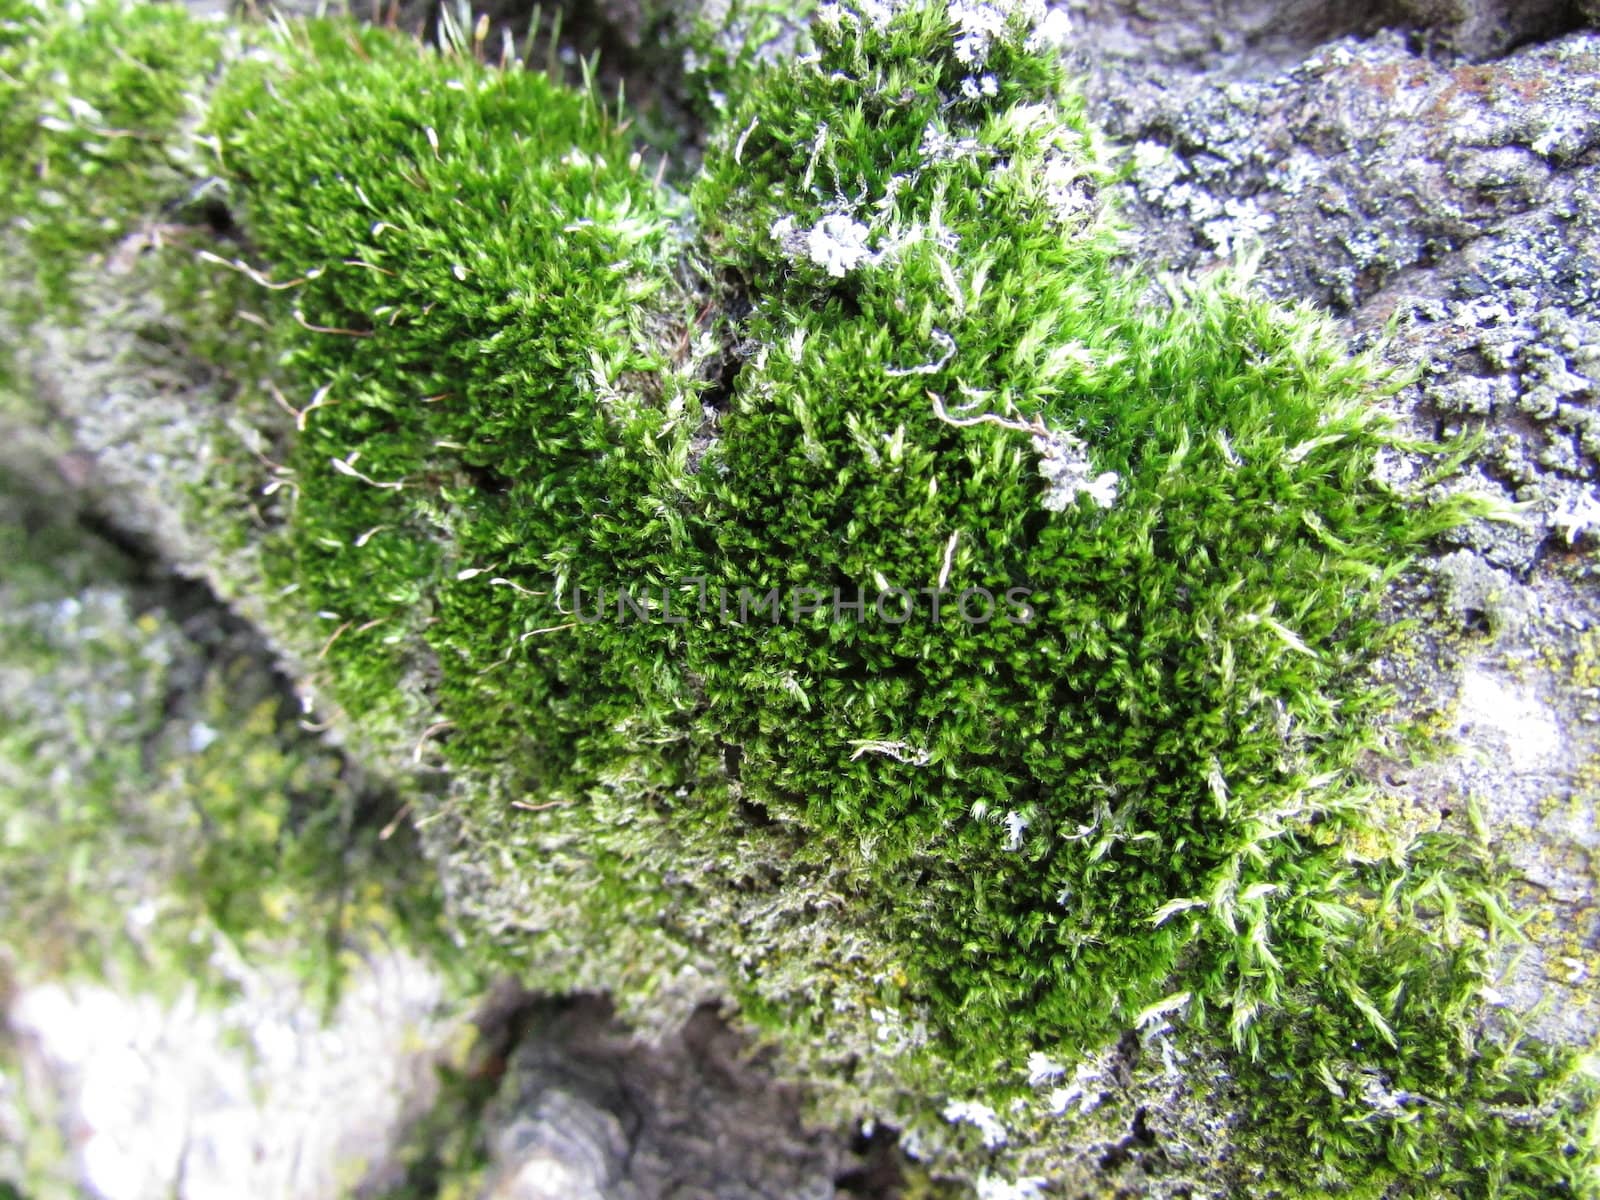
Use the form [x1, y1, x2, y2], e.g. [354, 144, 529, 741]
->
[8, 953, 454, 1199]
[770, 212, 879, 277]
[976, 1173, 1050, 1200]
[927, 391, 1120, 513]
[942, 1096, 1009, 1148]
[1032, 424, 1119, 510]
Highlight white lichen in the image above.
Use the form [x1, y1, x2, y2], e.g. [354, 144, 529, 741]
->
[1041, 152, 1094, 224]
[928, 394, 1118, 512]
[772, 213, 878, 277]
[1132, 138, 1185, 200]
[1552, 487, 1600, 544]
[976, 1175, 1049, 1200]
[1024, 6, 1072, 53]
[1025, 1050, 1066, 1086]
[1032, 426, 1119, 510]
[1002, 809, 1029, 851]
[1044, 1059, 1107, 1115]
[942, 1098, 1009, 1148]
[948, 0, 1040, 65]
[959, 73, 999, 100]
[808, 214, 874, 275]
[1201, 196, 1275, 258]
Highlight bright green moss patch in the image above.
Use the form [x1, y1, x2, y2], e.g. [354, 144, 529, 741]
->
[682, 6, 1597, 1191]
[207, 17, 700, 783]
[3, 0, 1598, 1193]
[0, 0, 219, 315]
[693, 0, 1419, 1054]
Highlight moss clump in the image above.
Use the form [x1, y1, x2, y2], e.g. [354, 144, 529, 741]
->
[207, 17, 699, 786]
[1, 0, 1597, 1193]
[691, 0, 1418, 1057]
[1236, 819, 1600, 1197]
[682, 5, 1597, 1192]
[0, 0, 219, 317]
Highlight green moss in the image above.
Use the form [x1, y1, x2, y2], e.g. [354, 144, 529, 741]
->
[368, 1022, 495, 1200]
[0, 0, 219, 316]
[1234, 819, 1600, 1197]
[686, 0, 1531, 1123]
[3, 0, 1597, 1194]
[0, 471, 456, 1010]
[205, 18, 699, 779]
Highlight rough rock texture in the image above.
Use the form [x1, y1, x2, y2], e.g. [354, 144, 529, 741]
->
[0, 465, 456, 1198]
[8, 960, 451, 1199]
[1075, 4, 1600, 1049]
[474, 994, 885, 1200]
[1067, 0, 1590, 75]
[1088, 30, 1600, 315]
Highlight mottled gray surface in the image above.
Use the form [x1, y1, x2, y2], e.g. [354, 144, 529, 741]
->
[1076, 3, 1600, 1047]
[0, 470, 460, 1200]
[477, 995, 867, 1200]
[1066, 0, 1588, 76]
[8, 958, 453, 1200]
[1088, 26, 1600, 561]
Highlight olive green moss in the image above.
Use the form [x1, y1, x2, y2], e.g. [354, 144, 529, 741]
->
[0, 0, 220, 318]
[0, 469, 455, 1013]
[2, 0, 1597, 1195]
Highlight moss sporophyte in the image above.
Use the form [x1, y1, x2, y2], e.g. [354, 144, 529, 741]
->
[2, 0, 1597, 1192]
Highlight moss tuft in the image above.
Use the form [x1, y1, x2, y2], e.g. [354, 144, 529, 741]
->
[206, 18, 698, 782]
[0, 0, 220, 317]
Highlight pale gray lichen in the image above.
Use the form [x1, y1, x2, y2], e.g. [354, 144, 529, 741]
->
[770, 212, 879, 276]
[975, 1173, 1049, 1200]
[1031, 425, 1119, 510]
[942, 1097, 1009, 1149]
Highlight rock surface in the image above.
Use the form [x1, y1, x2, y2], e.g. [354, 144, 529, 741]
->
[1076, 1, 1600, 1050]
[8, 960, 450, 1200]
[475, 995, 875, 1200]
[1068, 0, 1589, 75]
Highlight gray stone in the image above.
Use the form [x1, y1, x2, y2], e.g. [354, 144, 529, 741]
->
[479, 998, 847, 1200]
[1076, 3, 1600, 1054]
